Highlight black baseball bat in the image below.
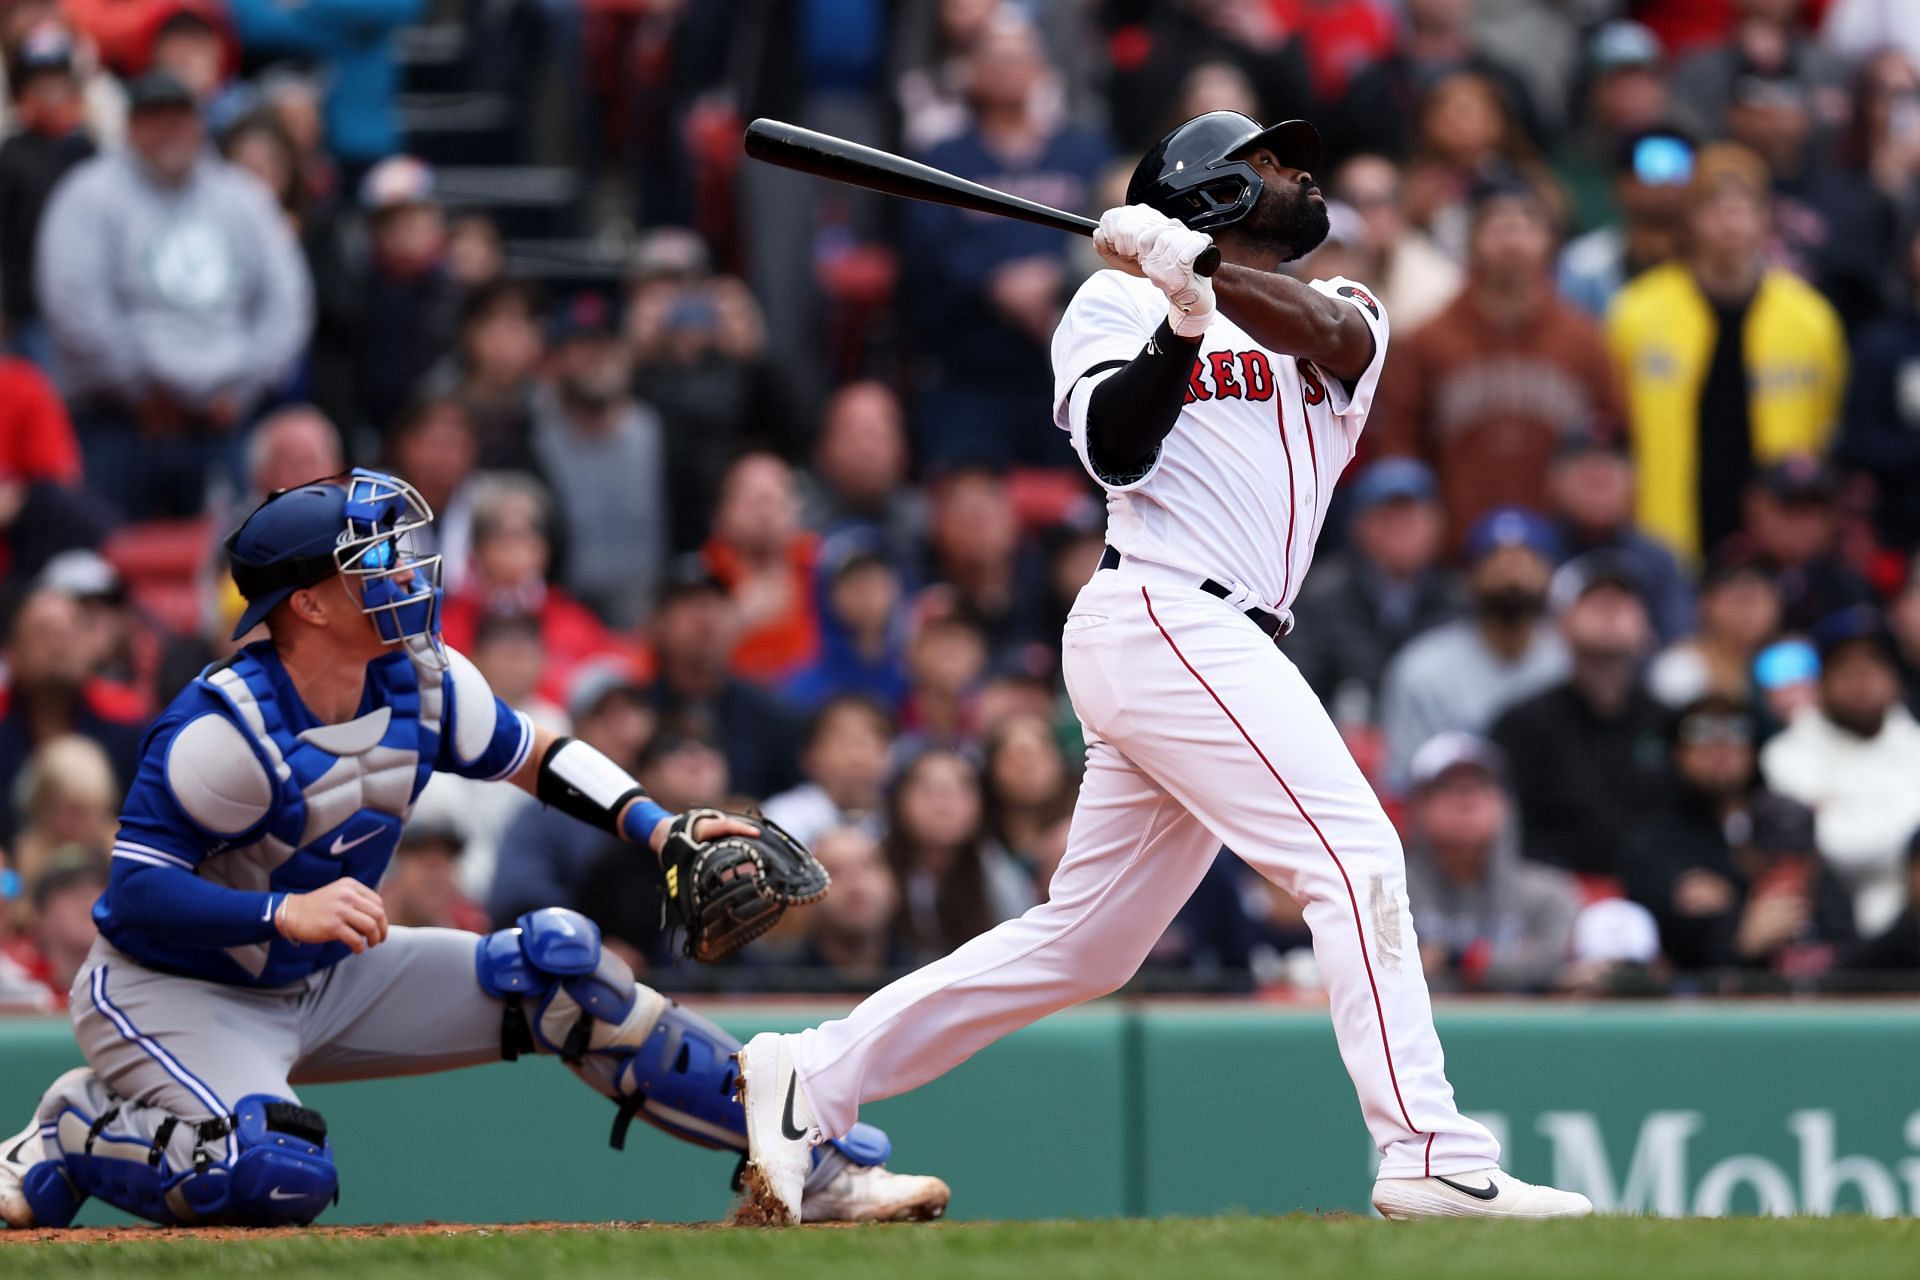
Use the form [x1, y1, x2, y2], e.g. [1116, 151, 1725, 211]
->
[742, 118, 1221, 277]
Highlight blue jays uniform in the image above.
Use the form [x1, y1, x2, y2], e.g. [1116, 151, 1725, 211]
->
[4, 471, 903, 1231]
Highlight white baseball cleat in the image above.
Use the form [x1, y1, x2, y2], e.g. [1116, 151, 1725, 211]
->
[733, 1032, 814, 1226]
[0, 1118, 45, 1228]
[1372, 1167, 1594, 1220]
[801, 1148, 951, 1224]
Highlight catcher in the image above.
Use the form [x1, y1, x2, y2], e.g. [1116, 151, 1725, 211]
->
[0, 469, 948, 1230]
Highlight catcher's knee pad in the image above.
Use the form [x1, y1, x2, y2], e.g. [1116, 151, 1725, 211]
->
[476, 907, 643, 1063]
[41, 1095, 335, 1226]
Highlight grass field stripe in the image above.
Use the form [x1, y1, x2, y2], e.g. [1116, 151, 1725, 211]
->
[1143, 587, 1421, 1138]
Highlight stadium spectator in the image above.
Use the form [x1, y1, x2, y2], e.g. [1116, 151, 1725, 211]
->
[142, 3, 234, 104]
[1762, 606, 1920, 936]
[381, 820, 487, 933]
[219, 110, 302, 231]
[1402, 732, 1581, 994]
[1607, 142, 1846, 561]
[1546, 438, 1695, 645]
[383, 397, 480, 594]
[37, 69, 312, 519]
[703, 452, 821, 686]
[923, 468, 1054, 668]
[636, 719, 732, 814]
[1377, 177, 1622, 545]
[1755, 637, 1824, 731]
[1333, 0, 1538, 164]
[628, 228, 793, 552]
[1847, 830, 1920, 972]
[902, 11, 1106, 468]
[1287, 459, 1460, 720]
[1725, 61, 1887, 333]
[0, 23, 95, 357]
[0, 846, 106, 1009]
[1838, 220, 1920, 551]
[1379, 508, 1569, 791]
[1835, 49, 1920, 227]
[1733, 455, 1876, 634]
[1397, 70, 1544, 262]
[982, 711, 1074, 874]
[801, 382, 925, 576]
[789, 825, 906, 988]
[761, 695, 895, 850]
[434, 279, 545, 474]
[0, 590, 143, 845]
[1624, 698, 1853, 972]
[0, 5, 123, 146]
[0, 350, 91, 587]
[1490, 553, 1670, 880]
[1552, 22, 1673, 238]
[1100, 0, 1313, 155]
[783, 536, 911, 713]
[310, 156, 462, 448]
[645, 562, 804, 801]
[438, 472, 628, 708]
[884, 747, 1033, 963]
[532, 292, 668, 630]
[225, 0, 418, 167]
[7, 733, 118, 889]
[1557, 126, 1695, 319]
[1327, 153, 1462, 335]
[1669, 0, 1845, 142]
[1648, 548, 1785, 708]
[487, 660, 656, 926]
[899, 608, 988, 749]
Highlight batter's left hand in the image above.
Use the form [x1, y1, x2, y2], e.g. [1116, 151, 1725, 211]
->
[648, 811, 760, 855]
[1094, 204, 1178, 277]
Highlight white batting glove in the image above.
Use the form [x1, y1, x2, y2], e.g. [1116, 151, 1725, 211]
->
[1093, 204, 1180, 278]
[1139, 226, 1216, 338]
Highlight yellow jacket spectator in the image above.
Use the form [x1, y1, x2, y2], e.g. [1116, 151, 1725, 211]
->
[1605, 144, 1846, 560]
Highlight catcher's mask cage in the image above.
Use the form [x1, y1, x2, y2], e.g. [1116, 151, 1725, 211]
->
[1126, 110, 1325, 232]
[336, 468, 445, 662]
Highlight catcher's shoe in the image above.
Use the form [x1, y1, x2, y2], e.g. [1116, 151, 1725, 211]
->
[0, 1118, 45, 1228]
[733, 1032, 813, 1226]
[802, 1149, 951, 1224]
[1372, 1167, 1593, 1220]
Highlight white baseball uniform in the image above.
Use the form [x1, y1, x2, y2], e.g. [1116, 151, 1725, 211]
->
[789, 267, 1502, 1180]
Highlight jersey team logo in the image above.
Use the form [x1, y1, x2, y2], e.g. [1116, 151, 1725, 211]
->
[1335, 283, 1379, 319]
[1184, 350, 1277, 403]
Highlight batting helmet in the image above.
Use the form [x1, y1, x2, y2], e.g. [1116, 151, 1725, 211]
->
[1126, 111, 1324, 231]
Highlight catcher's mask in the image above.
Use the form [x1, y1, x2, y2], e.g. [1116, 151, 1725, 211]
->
[227, 467, 445, 663]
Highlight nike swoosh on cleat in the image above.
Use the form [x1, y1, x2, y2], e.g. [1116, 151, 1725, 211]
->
[4, 1138, 29, 1164]
[781, 1073, 808, 1142]
[267, 1187, 308, 1202]
[329, 828, 381, 856]
[1436, 1175, 1500, 1201]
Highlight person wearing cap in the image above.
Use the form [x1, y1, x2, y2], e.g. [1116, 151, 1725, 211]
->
[1286, 457, 1461, 714]
[1729, 454, 1876, 633]
[1400, 731, 1581, 994]
[0, 21, 94, 346]
[1646, 545, 1785, 707]
[531, 291, 668, 632]
[782, 533, 912, 714]
[1669, 0, 1845, 141]
[1761, 606, 1920, 936]
[35, 66, 313, 520]
[1545, 437, 1694, 644]
[1552, 21, 1673, 238]
[1557, 125, 1695, 318]
[1379, 506, 1570, 791]
[1489, 551, 1670, 878]
[1623, 697, 1853, 973]
[1374, 176, 1623, 548]
[1606, 141, 1846, 560]
[0, 468, 949, 1231]
[307, 154, 461, 446]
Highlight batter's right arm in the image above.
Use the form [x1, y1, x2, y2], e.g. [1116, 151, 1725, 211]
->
[1209, 265, 1374, 383]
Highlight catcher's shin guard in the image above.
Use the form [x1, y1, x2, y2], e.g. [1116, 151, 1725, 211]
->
[475, 908, 891, 1168]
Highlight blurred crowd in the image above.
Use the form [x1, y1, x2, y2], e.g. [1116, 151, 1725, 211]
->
[8, 0, 1920, 1009]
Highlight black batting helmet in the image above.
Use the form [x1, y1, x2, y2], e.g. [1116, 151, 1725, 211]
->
[1126, 111, 1324, 231]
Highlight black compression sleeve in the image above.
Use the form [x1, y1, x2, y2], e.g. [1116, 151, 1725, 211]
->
[1083, 320, 1197, 484]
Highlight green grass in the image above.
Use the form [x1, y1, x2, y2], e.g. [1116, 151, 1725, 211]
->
[6, 1216, 1920, 1280]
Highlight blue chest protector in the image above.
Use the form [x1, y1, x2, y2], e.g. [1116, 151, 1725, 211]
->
[119, 641, 445, 987]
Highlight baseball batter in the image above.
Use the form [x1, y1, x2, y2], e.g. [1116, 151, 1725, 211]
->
[0, 469, 947, 1229]
[735, 113, 1594, 1223]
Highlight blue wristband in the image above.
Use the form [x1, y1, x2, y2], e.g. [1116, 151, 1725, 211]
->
[620, 797, 674, 845]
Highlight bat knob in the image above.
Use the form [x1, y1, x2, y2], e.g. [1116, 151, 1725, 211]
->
[1194, 245, 1221, 277]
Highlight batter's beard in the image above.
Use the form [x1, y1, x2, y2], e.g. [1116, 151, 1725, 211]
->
[1239, 182, 1331, 263]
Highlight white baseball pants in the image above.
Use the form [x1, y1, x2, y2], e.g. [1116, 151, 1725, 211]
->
[791, 558, 1501, 1179]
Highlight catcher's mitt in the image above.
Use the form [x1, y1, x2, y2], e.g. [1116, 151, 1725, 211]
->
[661, 809, 829, 962]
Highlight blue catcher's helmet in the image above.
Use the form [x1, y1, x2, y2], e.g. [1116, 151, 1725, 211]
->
[1126, 111, 1324, 231]
[225, 468, 444, 654]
